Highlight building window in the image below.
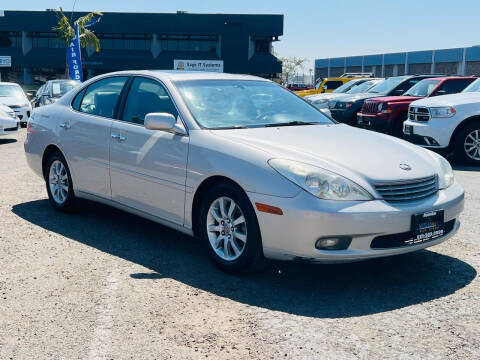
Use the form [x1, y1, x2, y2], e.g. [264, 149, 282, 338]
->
[0, 31, 21, 48]
[31, 32, 65, 48]
[160, 34, 218, 52]
[98, 33, 152, 51]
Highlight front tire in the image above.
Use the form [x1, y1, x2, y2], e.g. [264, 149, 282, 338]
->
[198, 183, 266, 274]
[454, 123, 480, 165]
[45, 151, 76, 212]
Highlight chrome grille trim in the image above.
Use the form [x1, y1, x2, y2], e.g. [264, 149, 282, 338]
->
[374, 175, 438, 202]
[408, 106, 431, 122]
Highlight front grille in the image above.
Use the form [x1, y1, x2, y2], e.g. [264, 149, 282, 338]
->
[370, 219, 456, 249]
[362, 100, 378, 114]
[4, 126, 18, 132]
[374, 175, 438, 202]
[409, 106, 430, 121]
[9, 105, 21, 109]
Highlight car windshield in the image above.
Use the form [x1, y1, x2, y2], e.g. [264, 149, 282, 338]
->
[0, 84, 24, 98]
[51, 81, 79, 97]
[346, 80, 379, 94]
[462, 78, 480, 93]
[403, 79, 440, 97]
[332, 81, 356, 93]
[367, 76, 409, 95]
[176, 80, 334, 129]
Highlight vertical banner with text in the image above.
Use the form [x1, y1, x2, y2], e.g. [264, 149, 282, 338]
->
[67, 23, 83, 82]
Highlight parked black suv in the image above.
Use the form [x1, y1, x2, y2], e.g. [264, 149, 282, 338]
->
[328, 75, 441, 126]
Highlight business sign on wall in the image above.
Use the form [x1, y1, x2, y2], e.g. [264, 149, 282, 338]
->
[174, 59, 224, 73]
[0, 56, 12, 67]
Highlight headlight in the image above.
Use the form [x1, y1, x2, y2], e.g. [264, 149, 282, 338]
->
[328, 101, 336, 109]
[313, 99, 328, 104]
[429, 106, 456, 118]
[428, 151, 454, 188]
[377, 103, 383, 112]
[268, 159, 373, 201]
[345, 102, 353, 108]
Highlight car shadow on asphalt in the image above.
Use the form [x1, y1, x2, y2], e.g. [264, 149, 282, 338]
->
[0, 138, 17, 145]
[12, 199, 477, 319]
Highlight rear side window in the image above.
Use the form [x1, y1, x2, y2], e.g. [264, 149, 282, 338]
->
[435, 79, 476, 95]
[324, 80, 344, 90]
[78, 77, 128, 118]
[122, 77, 178, 125]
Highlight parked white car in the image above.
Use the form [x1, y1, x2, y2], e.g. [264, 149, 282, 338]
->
[305, 78, 384, 110]
[404, 78, 480, 165]
[0, 103, 20, 136]
[25, 71, 464, 273]
[0, 82, 32, 127]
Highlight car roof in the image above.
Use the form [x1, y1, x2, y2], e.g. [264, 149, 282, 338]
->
[427, 76, 477, 81]
[100, 70, 268, 82]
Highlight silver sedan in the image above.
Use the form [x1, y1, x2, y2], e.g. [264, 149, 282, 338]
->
[24, 71, 464, 273]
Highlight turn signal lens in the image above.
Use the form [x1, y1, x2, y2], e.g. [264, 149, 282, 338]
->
[255, 203, 283, 215]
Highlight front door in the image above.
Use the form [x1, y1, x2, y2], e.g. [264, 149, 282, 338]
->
[59, 76, 129, 198]
[109, 76, 189, 225]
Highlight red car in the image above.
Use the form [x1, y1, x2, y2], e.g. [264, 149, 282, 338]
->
[287, 83, 313, 91]
[357, 76, 477, 136]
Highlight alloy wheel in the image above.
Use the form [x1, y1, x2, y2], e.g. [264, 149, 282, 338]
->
[49, 160, 69, 205]
[464, 129, 480, 161]
[206, 196, 247, 261]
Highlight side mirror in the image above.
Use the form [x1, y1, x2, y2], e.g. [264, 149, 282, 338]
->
[144, 112, 187, 135]
[434, 90, 446, 96]
[26, 91, 36, 99]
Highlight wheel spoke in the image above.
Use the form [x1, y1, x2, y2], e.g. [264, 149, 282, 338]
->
[233, 215, 245, 226]
[227, 200, 236, 217]
[213, 235, 224, 249]
[233, 231, 247, 243]
[219, 198, 227, 217]
[210, 208, 222, 222]
[208, 224, 221, 232]
[230, 239, 241, 256]
[223, 238, 230, 258]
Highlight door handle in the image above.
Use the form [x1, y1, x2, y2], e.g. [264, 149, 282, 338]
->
[59, 122, 71, 129]
[111, 133, 126, 141]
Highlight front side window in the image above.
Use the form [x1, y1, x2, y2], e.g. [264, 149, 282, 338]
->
[435, 79, 475, 95]
[367, 76, 409, 95]
[324, 80, 344, 90]
[122, 77, 178, 125]
[78, 77, 128, 118]
[403, 79, 440, 97]
[176, 80, 334, 129]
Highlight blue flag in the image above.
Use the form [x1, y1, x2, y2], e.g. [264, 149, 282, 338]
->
[67, 23, 83, 82]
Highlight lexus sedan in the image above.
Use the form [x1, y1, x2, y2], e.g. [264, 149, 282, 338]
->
[25, 71, 464, 273]
[0, 82, 32, 127]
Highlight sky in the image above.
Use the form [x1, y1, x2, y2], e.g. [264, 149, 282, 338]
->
[3, 0, 480, 71]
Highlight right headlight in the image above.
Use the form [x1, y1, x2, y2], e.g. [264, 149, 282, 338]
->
[268, 159, 373, 201]
[427, 151, 454, 188]
[429, 106, 456, 118]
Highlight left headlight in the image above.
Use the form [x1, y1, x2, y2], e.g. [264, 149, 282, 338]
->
[429, 106, 456, 118]
[428, 151, 454, 188]
[269, 159, 373, 201]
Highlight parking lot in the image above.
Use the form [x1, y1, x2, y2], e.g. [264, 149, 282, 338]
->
[1, 129, 480, 359]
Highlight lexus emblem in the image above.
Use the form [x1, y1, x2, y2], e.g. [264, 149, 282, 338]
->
[399, 163, 412, 171]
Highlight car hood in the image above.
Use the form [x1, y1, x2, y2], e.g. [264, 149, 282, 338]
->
[370, 95, 422, 103]
[411, 92, 480, 107]
[307, 93, 346, 101]
[332, 92, 383, 103]
[0, 95, 28, 106]
[212, 124, 439, 190]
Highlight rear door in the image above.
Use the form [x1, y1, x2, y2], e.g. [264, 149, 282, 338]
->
[109, 76, 189, 225]
[60, 76, 128, 198]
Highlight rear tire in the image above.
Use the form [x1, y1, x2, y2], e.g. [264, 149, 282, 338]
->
[198, 183, 266, 274]
[453, 122, 480, 166]
[45, 151, 77, 212]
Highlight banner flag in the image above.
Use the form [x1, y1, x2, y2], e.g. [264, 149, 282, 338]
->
[67, 23, 83, 82]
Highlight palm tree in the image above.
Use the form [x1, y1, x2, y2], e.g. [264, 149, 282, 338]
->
[53, 7, 102, 51]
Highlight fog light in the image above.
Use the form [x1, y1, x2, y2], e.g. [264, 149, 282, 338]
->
[315, 236, 352, 250]
[423, 137, 439, 146]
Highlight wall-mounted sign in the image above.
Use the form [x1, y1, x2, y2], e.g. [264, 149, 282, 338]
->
[0, 56, 11, 67]
[174, 59, 224, 73]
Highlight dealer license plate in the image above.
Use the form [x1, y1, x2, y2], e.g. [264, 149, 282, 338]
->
[408, 210, 445, 245]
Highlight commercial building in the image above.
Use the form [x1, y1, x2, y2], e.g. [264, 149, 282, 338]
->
[315, 46, 480, 80]
[0, 10, 283, 84]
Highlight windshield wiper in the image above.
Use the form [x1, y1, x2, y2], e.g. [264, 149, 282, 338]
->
[214, 125, 249, 130]
[264, 121, 318, 127]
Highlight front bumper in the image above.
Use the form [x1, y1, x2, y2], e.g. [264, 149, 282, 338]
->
[357, 112, 390, 133]
[403, 118, 456, 149]
[247, 180, 464, 263]
[0, 118, 20, 135]
[11, 107, 31, 125]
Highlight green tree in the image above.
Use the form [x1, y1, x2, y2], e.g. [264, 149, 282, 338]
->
[53, 7, 103, 52]
[279, 56, 307, 85]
